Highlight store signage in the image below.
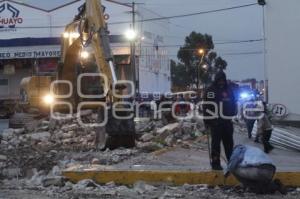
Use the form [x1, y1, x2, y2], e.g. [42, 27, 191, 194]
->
[0, 3, 23, 31]
[0, 50, 61, 59]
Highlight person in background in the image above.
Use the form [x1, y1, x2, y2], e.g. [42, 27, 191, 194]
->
[244, 97, 257, 139]
[203, 70, 237, 170]
[257, 102, 274, 153]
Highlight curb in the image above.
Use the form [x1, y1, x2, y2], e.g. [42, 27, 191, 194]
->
[63, 169, 300, 186]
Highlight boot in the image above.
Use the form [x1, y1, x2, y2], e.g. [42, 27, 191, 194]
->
[264, 144, 274, 153]
[211, 162, 223, 170]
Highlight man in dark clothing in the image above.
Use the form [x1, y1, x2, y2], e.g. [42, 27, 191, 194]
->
[203, 70, 237, 170]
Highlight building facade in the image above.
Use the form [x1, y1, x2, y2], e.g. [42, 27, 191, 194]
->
[265, 0, 300, 120]
[0, 0, 171, 104]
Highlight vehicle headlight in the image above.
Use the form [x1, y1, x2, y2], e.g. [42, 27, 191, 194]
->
[240, 92, 250, 100]
[43, 94, 54, 105]
[80, 50, 89, 59]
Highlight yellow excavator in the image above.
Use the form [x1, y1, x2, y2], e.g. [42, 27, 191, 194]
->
[10, 0, 136, 149]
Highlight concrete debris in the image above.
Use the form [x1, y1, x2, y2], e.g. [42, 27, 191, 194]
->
[156, 123, 179, 135]
[140, 132, 154, 142]
[105, 181, 116, 188]
[91, 158, 100, 164]
[0, 155, 7, 161]
[136, 141, 164, 152]
[2, 128, 14, 140]
[73, 179, 99, 189]
[1, 168, 21, 178]
[133, 181, 157, 194]
[137, 119, 206, 149]
[0, 111, 214, 198]
[42, 176, 65, 187]
[26, 131, 51, 141]
[0, 181, 298, 199]
[13, 128, 25, 135]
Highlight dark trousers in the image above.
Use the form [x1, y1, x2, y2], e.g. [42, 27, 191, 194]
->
[210, 120, 234, 165]
[262, 130, 273, 151]
[245, 119, 255, 138]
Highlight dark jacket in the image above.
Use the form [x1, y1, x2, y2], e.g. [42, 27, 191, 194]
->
[203, 71, 237, 125]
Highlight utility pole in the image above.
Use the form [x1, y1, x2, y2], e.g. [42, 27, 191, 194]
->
[258, 0, 268, 102]
[131, 1, 139, 95]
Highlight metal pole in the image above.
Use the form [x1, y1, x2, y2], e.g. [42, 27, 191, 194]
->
[132, 2, 138, 95]
[262, 4, 268, 103]
[196, 64, 199, 90]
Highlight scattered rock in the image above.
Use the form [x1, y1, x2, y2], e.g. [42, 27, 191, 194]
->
[62, 124, 78, 132]
[27, 132, 51, 141]
[105, 181, 116, 188]
[14, 128, 25, 135]
[156, 123, 179, 135]
[0, 154, 7, 161]
[73, 179, 99, 189]
[50, 166, 61, 176]
[2, 129, 14, 140]
[78, 109, 93, 117]
[137, 142, 163, 152]
[140, 133, 154, 142]
[2, 168, 21, 178]
[42, 176, 65, 187]
[91, 158, 100, 164]
[134, 181, 157, 194]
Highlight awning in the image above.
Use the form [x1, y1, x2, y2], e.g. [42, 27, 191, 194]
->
[0, 35, 126, 47]
[0, 35, 128, 60]
[0, 37, 61, 47]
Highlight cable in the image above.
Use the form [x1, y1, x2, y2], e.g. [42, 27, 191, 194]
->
[109, 3, 258, 24]
[9, 3, 258, 29]
[110, 39, 263, 49]
[136, 51, 263, 57]
[9, 1, 259, 30]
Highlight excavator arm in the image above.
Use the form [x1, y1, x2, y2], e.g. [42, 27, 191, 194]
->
[60, 0, 117, 102]
[58, 0, 135, 150]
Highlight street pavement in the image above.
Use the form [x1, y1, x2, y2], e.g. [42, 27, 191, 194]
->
[113, 125, 300, 172]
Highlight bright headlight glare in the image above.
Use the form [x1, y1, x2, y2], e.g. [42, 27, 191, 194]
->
[63, 32, 69, 38]
[43, 94, 54, 104]
[240, 92, 249, 99]
[71, 32, 80, 38]
[80, 51, 89, 59]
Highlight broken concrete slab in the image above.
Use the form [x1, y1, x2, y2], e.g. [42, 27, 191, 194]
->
[156, 123, 179, 135]
[61, 124, 78, 132]
[73, 179, 99, 189]
[133, 181, 157, 194]
[140, 133, 154, 142]
[42, 176, 65, 187]
[0, 154, 7, 161]
[2, 128, 14, 140]
[137, 142, 164, 152]
[26, 132, 51, 142]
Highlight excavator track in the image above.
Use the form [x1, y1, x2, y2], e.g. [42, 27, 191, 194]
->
[96, 107, 136, 150]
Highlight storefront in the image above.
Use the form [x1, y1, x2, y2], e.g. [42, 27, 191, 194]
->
[0, 0, 171, 102]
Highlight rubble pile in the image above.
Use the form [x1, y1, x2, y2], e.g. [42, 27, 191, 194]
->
[136, 118, 207, 152]
[0, 110, 139, 178]
[1, 177, 298, 199]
